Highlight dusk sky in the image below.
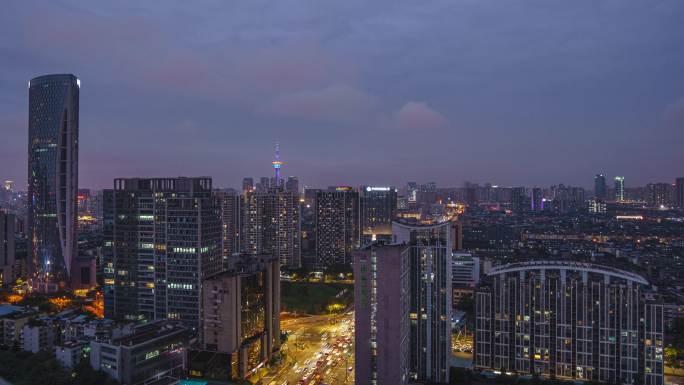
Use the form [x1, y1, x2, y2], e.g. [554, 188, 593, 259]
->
[2, 0, 683, 190]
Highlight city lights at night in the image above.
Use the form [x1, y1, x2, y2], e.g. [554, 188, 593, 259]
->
[1, 2, 684, 385]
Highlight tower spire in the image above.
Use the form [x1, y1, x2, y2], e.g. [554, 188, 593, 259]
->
[272, 142, 283, 187]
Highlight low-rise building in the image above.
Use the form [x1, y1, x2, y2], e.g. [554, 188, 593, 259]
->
[90, 320, 189, 385]
[55, 339, 89, 368]
[22, 320, 55, 353]
[0, 305, 37, 348]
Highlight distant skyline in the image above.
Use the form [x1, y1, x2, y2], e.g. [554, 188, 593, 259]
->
[1, 1, 683, 190]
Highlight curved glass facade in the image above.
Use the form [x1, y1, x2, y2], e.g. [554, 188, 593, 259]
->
[27, 74, 79, 290]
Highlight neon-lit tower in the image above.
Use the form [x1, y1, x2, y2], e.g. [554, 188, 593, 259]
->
[272, 143, 283, 187]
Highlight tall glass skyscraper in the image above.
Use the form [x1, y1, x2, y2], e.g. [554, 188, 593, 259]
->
[27, 74, 79, 291]
[594, 174, 606, 200]
[614, 176, 625, 202]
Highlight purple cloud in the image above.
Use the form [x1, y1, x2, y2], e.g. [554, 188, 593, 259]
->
[389, 101, 448, 130]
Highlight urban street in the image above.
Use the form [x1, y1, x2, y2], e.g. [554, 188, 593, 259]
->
[260, 312, 354, 385]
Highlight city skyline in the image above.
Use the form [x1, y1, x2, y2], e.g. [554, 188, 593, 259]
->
[2, 1, 684, 190]
[1, 2, 683, 385]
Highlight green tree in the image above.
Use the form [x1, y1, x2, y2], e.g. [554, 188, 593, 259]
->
[665, 347, 682, 375]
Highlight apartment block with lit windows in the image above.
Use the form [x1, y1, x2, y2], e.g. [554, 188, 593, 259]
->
[240, 187, 300, 267]
[475, 261, 664, 385]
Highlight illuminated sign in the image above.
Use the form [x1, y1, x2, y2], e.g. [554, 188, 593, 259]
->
[616, 215, 643, 220]
[366, 187, 390, 192]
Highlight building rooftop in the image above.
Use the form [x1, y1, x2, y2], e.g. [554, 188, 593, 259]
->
[488, 260, 649, 285]
[0, 305, 22, 317]
[111, 321, 187, 347]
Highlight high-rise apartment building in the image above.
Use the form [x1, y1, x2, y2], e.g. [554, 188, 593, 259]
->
[392, 221, 453, 383]
[240, 188, 300, 267]
[315, 187, 360, 267]
[27, 74, 80, 291]
[215, 189, 241, 265]
[354, 244, 410, 385]
[475, 261, 663, 385]
[646, 183, 672, 207]
[256, 177, 270, 192]
[242, 178, 254, 193]
[360, 186, 397, 245]
[0, 212, 16, 285]
[531, 188, 543, 212]
[614, 176, 625, 202]
[200, 254, 280, 380]
[549, 185, 585, 214]
[675, 178, 684, 208]
[103, 177, 222, 330]
[594, 174, 607, 200]
[510, 187, 528, 214]
[407, 182, 418, 204]
[285, 176, 299, 195]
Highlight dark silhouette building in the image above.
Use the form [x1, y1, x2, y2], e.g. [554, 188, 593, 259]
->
[594, 174, 607, 200]
[675, 177, 684, 208]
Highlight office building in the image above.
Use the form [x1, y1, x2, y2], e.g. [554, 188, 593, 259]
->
[594, 174, 607, 200]
[392, 220, 453, 383]
[315, 187, 360, 267]
[646, 183, 672, 208]
[199, 254, 280, 380]
[0, 212, 15, 285]
[675, 178, 684, 208]
[90, 320, 189, 385]
[103, 177, 222, 330]
[360, 186, 397, 245]
[475, 260, 664, 385]
[354, 244, 410, 385]
[27, 74, 80, 291]
[614, 176, 625, 202]
[240, 188, 300, 267]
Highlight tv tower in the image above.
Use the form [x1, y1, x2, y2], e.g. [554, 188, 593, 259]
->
[272, 143, 283, 187]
